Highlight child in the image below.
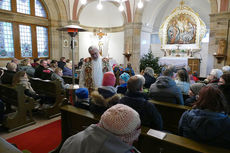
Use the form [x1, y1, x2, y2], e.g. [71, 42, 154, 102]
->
[117, 72, 130, 95]
[74, 88, 90, 110]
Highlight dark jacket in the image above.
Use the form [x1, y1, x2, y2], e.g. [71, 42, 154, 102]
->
[119, 91, 163, 130]
[90, 86, 120, 114]
[149, 76, 184, 105]
[19, 66, 35, 77]
[63, 67, 72, 76]
[1, 70, 16, 85]
[117, 83, 127, 95]
[184, 95, 196, 106]
[143, 73, 156, 89]
[219, 85, 230, 111]
[58, 61, 66, 70]
[74, 99, 90, 110]
[34, 65, 52, 80]
[179, 109, 230, 149]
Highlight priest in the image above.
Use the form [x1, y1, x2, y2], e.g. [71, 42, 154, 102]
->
[79, 46, 112, 92]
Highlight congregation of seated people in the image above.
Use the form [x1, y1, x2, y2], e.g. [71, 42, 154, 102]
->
[1, 57, 230, 152]
[71, 63, 230, 151]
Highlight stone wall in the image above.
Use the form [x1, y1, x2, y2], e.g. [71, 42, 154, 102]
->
[209, 12, 230, 70]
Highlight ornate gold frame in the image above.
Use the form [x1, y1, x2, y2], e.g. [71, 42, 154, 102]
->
[159, 3, 206, 51]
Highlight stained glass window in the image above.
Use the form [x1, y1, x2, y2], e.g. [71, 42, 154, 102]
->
[0, 22, 14, 58]
[35, 0, 46, 17]
[17, 0, 30, 14]
[19, 25, 32, 57]
[36, 26, 48, 57]
[0, 0, 11, 11]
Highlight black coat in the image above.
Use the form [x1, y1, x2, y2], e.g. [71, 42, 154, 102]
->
[119, 91, 163, 130]
[143, 73, 156, 89]
[34, 65, 52, 80]
[1, 70, 16, 85]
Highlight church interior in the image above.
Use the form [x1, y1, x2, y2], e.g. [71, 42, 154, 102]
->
[0, 0, 230, 153]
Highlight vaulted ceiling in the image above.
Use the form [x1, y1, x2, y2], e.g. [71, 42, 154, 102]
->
[66, 0, 211, 32]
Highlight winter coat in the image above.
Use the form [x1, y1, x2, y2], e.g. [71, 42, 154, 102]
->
[74, 99, 90, 110]
[219, 85, 230, 111]
[60, 124, 140, 153]
[34, 65, 52, 80]
[89, 86, 120, 114]
[143, 73, 156, 89]
[19, 66, 35, 77]
[179, 109, 230, 149]
[1, 70, 16, 85]
[184, 96, 196, 106]
[119, 91, 163, 130]
[58, 61, 66, 70]
[117, 83, 127, 95]
[63, 66, 72, 76]
[175, 80, 190, 95]
[149, 76, 184, 105]
[51, 73, 68, 89]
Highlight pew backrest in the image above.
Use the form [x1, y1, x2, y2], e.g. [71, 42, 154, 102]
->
[149, 99, 191, 134]
[56, 105, 230, 153]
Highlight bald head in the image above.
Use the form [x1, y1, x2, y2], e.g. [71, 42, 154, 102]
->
[88, 46, 99, 60]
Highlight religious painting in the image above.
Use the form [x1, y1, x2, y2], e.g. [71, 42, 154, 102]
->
[159, 2, 206, 51]
[167, 14, 196, 44]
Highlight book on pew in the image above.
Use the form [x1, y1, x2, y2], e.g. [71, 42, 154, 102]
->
[147, 129, 167, 140]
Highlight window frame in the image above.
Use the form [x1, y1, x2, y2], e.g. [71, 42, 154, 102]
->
[0, 0, 50, 60]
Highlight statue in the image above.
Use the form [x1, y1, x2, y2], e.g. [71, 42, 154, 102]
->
[217, 39, 226, 55]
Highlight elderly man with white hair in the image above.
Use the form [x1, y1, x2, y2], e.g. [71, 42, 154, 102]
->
[205, 69, 223, 85]
[79, 46, 112, 92]
[222, 65, 230, 73]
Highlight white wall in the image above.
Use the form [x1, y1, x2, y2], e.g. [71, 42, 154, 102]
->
[79, 31, 124, 65]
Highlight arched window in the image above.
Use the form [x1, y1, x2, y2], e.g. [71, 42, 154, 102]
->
[0, 0, 49, 59]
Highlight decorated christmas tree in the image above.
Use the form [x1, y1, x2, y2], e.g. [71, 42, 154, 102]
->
[140, 49, 162, 74]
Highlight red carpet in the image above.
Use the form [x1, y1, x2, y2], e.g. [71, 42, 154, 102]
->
[7, 120, 61, 153]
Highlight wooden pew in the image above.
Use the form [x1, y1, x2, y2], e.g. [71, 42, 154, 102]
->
[30, 78, 65, 118]
[62, 76, 79, 84]
[0, 84, 35, 132]
[149, 100, 191, 134]
[51, 104, 230, 153]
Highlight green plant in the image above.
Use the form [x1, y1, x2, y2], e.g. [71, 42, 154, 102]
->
[140, 50, 162, 74]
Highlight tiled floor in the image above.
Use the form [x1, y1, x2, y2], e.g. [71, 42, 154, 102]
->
[0, 116, 60, 139]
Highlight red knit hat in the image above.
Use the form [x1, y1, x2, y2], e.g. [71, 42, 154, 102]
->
[102, 72, 116, 86]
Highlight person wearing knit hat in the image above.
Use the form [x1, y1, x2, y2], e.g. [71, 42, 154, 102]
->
[185, 83, 206, 106]
[74, 88, 90, 110]
[117, 72, 130, 95]
[102, 72, 116, 87]
[90, 72, 120, 114]
[60, 104, 141, 153]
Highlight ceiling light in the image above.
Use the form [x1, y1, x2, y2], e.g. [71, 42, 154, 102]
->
[119, 3, 124, 11]
[137, 0, 143, 8]
[97, 2, 103, 10]
[81, 0, 87, 5]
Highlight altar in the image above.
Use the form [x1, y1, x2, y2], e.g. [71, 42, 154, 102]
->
[159, 57, 200, 75]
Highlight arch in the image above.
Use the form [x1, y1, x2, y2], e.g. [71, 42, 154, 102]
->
[73, 0, 79, 20]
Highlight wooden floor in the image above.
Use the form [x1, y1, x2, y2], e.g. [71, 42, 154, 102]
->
[0, 116, 60, 139]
